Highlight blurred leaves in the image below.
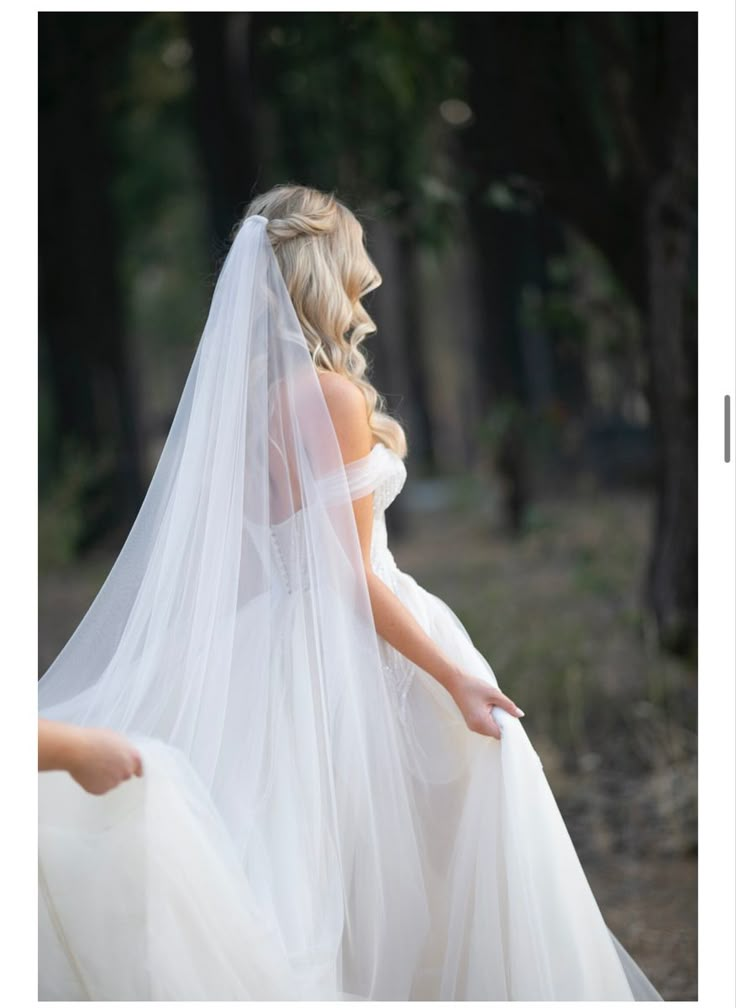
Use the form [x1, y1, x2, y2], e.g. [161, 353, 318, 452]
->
[110, 13, 209, 354]
[38, 445, 101, 571]
[254, 13, 465, 220]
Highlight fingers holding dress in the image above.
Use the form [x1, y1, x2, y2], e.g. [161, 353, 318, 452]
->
[446, 673, 525, 739]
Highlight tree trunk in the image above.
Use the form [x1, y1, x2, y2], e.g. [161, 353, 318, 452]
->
[466, 198, 531, 532]
[186, 13, 258, 251]
[39, 13, 143, 543]
[642, 104, 698, 655]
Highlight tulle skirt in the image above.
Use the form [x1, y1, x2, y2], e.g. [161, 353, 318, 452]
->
[384, 566, 661, 1000]
[38, 568, 661, 1001]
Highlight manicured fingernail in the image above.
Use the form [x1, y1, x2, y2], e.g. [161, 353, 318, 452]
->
[516, 707, 525, 717]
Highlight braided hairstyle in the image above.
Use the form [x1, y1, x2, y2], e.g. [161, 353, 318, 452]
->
[237, 183, 407, 458]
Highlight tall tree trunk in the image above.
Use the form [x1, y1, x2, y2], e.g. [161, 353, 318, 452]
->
[642, 99, 697, 655]
[465, 199, 531, 533]
[39, 13, 143, 543]
[186, 13, 258, 251]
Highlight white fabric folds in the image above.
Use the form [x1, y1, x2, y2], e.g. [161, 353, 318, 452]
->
[39, 215, 430, 999]
[38, 214, 663, 1001]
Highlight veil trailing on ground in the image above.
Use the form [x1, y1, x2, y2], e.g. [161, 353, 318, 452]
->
[38, 214, 431, 998]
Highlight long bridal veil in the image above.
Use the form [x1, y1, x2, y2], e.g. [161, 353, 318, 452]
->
[39, 212, 661, 1001]
[38, 214, 430, 998]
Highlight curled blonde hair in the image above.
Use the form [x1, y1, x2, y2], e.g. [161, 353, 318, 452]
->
[239, 183, 407, 458]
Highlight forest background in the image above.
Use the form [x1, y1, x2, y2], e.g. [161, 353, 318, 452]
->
[38, 13, 698, 999]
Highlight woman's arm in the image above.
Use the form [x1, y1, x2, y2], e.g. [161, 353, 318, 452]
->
[39, 718, 143, 795]
[318, 372, 523, 739]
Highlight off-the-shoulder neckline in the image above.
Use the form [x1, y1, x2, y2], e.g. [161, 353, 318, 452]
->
[347, 442, 403, 467]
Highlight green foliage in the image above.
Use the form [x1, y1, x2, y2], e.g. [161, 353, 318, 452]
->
[478, 395, 566, 463]
[571, 544, 617, 598]
[38, 446, 100, 572]
[254, 12, 466, 236]
[110, 13, 210, 356]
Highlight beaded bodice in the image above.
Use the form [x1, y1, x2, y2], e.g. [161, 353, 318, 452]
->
[344, 443, 407, 516]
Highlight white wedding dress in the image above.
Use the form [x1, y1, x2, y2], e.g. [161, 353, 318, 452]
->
[38, 215, 661, 1001]
[39, 440, 661, 1001]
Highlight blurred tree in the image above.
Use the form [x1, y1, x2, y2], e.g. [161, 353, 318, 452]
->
[186, 13, 257, 251]
[109, 13, 210, 458]
[459, 12, 697, 654]
[39, 13, 144, 544]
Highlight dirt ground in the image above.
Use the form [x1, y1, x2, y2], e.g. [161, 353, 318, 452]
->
[584, 856, 696, 1000]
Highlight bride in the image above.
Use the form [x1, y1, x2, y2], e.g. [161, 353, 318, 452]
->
[38, 184, 662, 1001]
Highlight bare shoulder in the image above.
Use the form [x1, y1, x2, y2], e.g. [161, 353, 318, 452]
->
[316, 371, 372, 462]
[317, 370, 365, 413]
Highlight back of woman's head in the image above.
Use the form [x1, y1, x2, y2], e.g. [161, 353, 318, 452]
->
[239, 184, 407, 458]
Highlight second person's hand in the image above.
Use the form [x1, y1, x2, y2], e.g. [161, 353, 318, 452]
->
[67, 726, 144, 795]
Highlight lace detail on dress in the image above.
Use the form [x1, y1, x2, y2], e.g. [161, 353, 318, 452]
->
[381, 655, 415, 724]
[316, 443, 406, 513]
[344, 443, 407, 514]
[365, 445, 407, 515]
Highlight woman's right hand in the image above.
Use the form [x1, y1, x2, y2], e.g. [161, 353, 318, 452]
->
[446, 671, 525, 740]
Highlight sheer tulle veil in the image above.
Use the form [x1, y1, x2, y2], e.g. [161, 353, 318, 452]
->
[38, 213, 431, 997]
[38, 212, 663, 1002]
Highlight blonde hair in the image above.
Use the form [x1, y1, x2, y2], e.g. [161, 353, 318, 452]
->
[239, 183, 407, 458]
